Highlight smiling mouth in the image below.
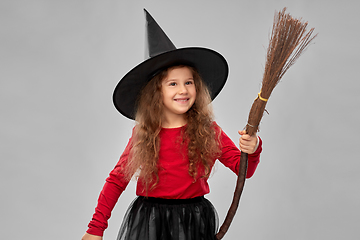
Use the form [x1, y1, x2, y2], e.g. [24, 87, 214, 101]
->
[174, 98, 189, 102]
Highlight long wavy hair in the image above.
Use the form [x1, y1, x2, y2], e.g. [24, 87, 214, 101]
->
[124, 65, 222, 192]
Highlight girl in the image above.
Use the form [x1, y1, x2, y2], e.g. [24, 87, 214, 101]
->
[82, 10, 262, 240]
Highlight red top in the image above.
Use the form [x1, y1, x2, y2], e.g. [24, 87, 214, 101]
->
[87, 124, 262, 236]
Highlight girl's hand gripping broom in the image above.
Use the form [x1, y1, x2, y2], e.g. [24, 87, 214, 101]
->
[216, 7, 317, 240]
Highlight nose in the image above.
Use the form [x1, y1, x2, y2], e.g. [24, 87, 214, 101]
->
[179, 84, 188, 94]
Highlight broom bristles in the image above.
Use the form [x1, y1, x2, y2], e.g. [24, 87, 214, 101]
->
[261, 7, 317, 100]
[247, 8, 317, 136]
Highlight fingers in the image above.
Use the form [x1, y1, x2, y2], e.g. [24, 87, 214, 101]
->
[239, 141, 255, 154]
[238, 130, 254, 140]
[238, 130, 258, 154]
[238, 130, 246, 135]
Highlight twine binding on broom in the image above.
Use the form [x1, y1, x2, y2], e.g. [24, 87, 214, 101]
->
[246, 122, 257, 128]
[257, 91, 268, 102]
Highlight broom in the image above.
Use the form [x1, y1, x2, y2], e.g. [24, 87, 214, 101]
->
[215, 7, 317, 240]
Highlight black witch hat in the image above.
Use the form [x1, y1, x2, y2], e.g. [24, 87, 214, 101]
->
[113, 9, 228, 119]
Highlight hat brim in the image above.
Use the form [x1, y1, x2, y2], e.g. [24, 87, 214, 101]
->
[113, 47, 228, 120]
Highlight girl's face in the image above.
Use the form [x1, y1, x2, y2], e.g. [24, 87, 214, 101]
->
[161, 66, 196, 123]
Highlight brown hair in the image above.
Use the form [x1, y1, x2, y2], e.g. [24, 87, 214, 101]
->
[124, 65, 221, 193]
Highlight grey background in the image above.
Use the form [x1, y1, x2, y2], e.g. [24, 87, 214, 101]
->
[1, 0, 359, 239]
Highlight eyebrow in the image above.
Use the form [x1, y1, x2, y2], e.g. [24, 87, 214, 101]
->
[164, 77, 194, 82]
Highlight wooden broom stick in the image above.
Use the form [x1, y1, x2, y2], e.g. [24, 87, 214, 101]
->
[215, 7, 317, 239]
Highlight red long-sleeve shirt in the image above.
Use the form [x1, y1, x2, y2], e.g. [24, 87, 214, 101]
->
[87, 124, 262, 236]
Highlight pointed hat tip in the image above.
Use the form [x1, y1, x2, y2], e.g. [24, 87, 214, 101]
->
[143, 7, 176, 58]
[144, 8, 151, 17]
[143, 8, 154, 21]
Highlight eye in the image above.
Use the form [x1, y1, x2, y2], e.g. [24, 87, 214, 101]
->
[169, 82, 177, 86]
[185, 80, 194, 85]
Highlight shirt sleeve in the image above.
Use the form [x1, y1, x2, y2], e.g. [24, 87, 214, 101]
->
[218, 128, 262, 178]
[86, 136, 133, 237]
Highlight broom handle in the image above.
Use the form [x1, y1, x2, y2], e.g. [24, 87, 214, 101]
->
[215, 151, 248, 240]
[215, 98, 263, 239]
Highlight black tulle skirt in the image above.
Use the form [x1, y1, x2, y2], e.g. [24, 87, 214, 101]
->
[116, 196, 218, 240]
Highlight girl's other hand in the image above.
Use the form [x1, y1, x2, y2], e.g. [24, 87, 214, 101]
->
[238, 130, 258, 154]
[81, 233, 102, 240]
